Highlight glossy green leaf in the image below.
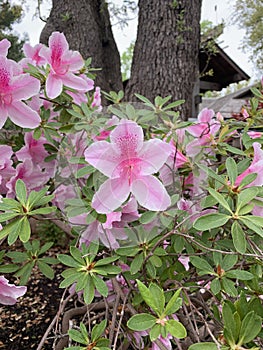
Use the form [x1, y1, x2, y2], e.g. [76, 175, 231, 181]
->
[15, 179, 27, 206]
[190, 256, 214, 274]
[188, 343, 217, 350]
[193, 213, 230, 231]
[127, 313, 156, 331]
[226, 157, 237, 185]
[165, 319, 187, 339]
[239, 311, 262, 344]
[207, 188, 232, 213]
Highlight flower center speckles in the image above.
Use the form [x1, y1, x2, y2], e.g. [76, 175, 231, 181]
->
[117, 133, 138, 158]
[0, 68, 10, 89]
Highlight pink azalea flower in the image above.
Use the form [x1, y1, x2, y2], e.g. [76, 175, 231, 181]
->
[247, 131, 262, 139]
[235, 142, 263, 187]
[84, 119, 172, 213]
[91, 86, 102, 111]
[16, 132, 57, 178]
[0, 56, 41, 129]
[6, 159, 50, 197]
[52, 184, 77, 212]
[39, 31, 89, 99]
[70, 197, 139, 249]
[20, 43, 46, 69]
[159, 139, 188, 186]
[0, 38, 11, 56]
[0, 276, 27, 305]
[66, 74, 94, 105]
[151, 335, 172, 350]
[0, 145, 15, 195]
[186, 108, 220, 157]
[94, 115, 119, 141]
[76, 215, 127, 249]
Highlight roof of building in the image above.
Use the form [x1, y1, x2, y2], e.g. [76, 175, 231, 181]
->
[199, 42, 250, 93]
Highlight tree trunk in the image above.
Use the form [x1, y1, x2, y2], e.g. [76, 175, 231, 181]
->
[125, 0, 202, 120]
[40, 0, 123, 93]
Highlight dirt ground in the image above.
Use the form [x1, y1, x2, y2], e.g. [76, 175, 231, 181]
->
[0, 243, 71, 350]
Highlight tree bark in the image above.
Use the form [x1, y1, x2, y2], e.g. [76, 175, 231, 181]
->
[125, 0, 202, 120]
[40, 0, 123, 93]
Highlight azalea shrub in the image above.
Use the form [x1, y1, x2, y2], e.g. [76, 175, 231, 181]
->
[0, 32, 263, 350]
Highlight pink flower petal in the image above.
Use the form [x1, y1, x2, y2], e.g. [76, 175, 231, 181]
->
[131, 175, 171, 211]
[84, 141, 117, 178]
[0, 276, 27, 305]
[198, 108, 214, 123]
[61, 73, 89, 91]
[49, 31, 69, 57]
[110, 119, 144, 156]
[0, 106, 8, 128]
[139, 139, 172, 175]
[11, 74, 40, 101]
[46, 73, 63, 99]
[92, 178, 130, 213]
[0, 39, 10, 56]
[7, 101, 41, 129]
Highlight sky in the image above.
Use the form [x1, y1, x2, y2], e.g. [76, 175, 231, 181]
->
[13, 0, 256, 80]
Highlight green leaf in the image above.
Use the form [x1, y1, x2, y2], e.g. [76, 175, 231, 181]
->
[222, 302, 237, 344]
[95, 256, 119, 266]
[190, 257, 214, 274]
[116, 247, 139, 257]
[75, 165, 95, 179]
[37, 260, 55, 279]
[236, 187, 259, 211]
[59, 273, 79, 288]
[38, 242, 54, 255]
[240, 216, 263, 237]
[164, 288, 182, 315]
[15, 261, 35, 285]
[18, 217, 31, 243]
[188, 343, 217, 350]
[0, 264, 19, 273]
[221, 277, 238, 297]
[83, 275, 95, 304]
[226, 157, 237, 185]
[0, 212, 20, 223]
[207, 188, 232, 213]
[221, 254, 238, 271]
[210, 278, 221, 295]
[130, 253, 144, 274]
[134, 93, 155, 108]
[68, 329, 87, 345]
[91, 319, 107, 341]
[193, 213, 230, 231]
[225, 270, 254, 280]
[29, 206, 56, 215]
[197, 163, 226, 186]
[238, 173, 257, 188]
[139, 211, 158, 224]
[70, 246, 85, 264]
[58, 254, 83, 267]
[15, 179, 27, 206]
[239, 311, 262, 344]
[0, 219, 19, 245]
[136, 280, 160, 315]
[149, 283, 165, 314]
[92, 275, 108, 297]
[149, 324, 162, 341]
[163, 99, 185, 111]
[127, 313, 156, 331]
[165, 319, 187, 339]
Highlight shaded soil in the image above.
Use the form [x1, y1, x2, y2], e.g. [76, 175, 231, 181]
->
[0, 246, 70, 350]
